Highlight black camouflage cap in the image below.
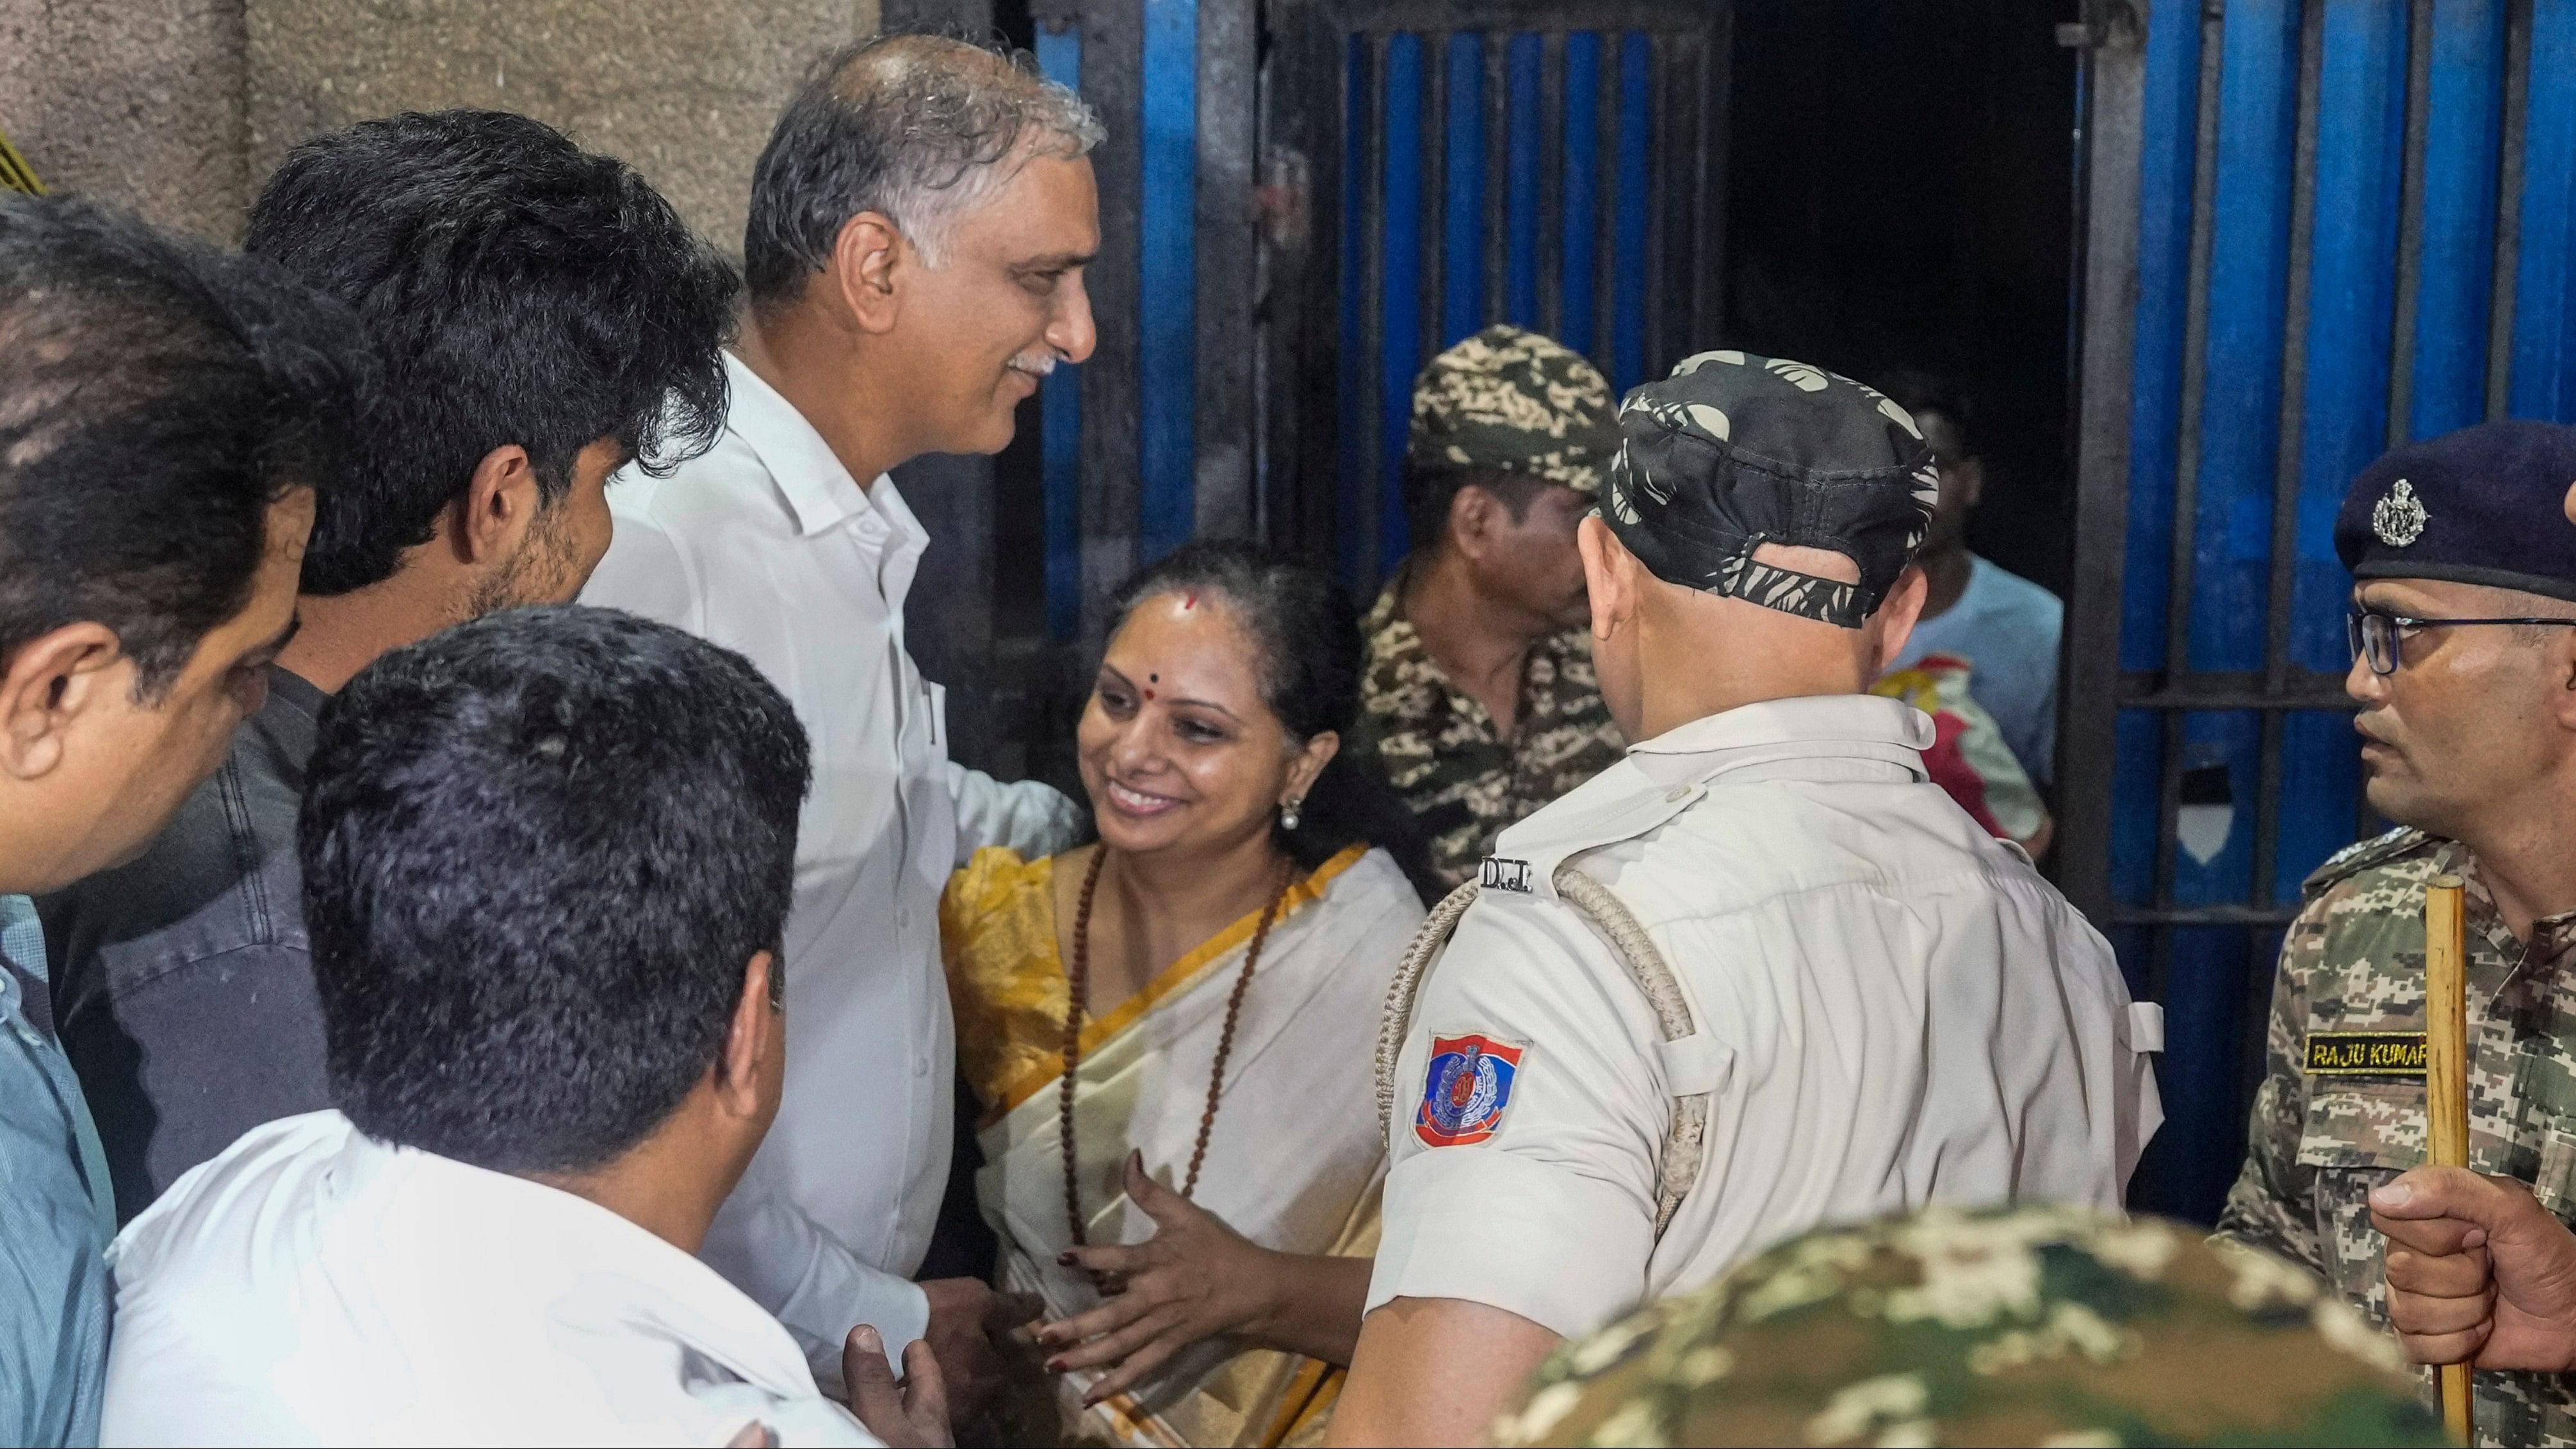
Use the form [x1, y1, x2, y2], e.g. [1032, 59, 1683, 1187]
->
[1604, 350, 1939, 628]
[2335, 420, 2576, 603]
[1407, 324, 1622, 496]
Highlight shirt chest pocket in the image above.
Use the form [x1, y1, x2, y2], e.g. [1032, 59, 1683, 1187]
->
[2294, 1083, 2425, 1175]
[2294, 1084, 2422, 1303]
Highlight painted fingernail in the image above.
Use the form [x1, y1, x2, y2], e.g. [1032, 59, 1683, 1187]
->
[1058, 1251, 1079, 1266]
[1047, 1357, 1068, 1373]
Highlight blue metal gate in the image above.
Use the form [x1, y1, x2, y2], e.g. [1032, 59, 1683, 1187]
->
[1330, 1, 1729, 588]
[2063, 0, 2576, 1220]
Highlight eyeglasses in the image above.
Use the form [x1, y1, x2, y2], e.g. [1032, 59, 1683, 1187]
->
[2347, 607, 2576, 676]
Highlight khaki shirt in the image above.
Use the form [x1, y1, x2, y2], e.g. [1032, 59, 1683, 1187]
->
[1369, 696, 2159, 1339]
[1357, 571, 1626, 887]
[2218, 827, 2576, 1446]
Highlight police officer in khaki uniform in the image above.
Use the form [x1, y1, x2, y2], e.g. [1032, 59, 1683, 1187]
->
[1330, 353, 2160, 1446]
[1361, 325, 1628, 887]
[2217, 420, 2576, 1446]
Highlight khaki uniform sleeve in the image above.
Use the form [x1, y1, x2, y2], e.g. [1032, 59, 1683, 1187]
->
[2213, 899, 2324, 1273]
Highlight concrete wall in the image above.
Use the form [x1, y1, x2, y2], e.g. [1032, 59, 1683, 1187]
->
[0, 0, 882, 250]
[0, 0, 249, 240]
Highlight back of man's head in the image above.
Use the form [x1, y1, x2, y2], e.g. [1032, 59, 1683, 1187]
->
[0, 193, 364, 698]
[742, 32, 1102, 310]
[297, 605, 811, 1175]
[248, 110, 738, 595]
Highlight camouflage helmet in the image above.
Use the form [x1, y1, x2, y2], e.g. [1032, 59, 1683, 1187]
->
[1494, 1204, 2444, 1448]
[1406, 324, 1621, 496]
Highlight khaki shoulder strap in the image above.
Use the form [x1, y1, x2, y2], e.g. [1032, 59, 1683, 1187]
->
[1376, 867, 1711, 1238]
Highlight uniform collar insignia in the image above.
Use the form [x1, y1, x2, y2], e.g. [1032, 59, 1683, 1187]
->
[2372, 477, 2428, 548]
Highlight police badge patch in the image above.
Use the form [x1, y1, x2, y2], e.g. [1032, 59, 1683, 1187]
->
[1416, 1034, 1526, 1147]
[2372, 478, 2428, 547]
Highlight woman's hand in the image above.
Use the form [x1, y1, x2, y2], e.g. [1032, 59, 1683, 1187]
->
[1038, 1151, 1280, 1405]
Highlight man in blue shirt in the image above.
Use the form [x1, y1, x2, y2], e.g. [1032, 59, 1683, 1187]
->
[0, 195, 362, 1446]
[1882, 375, 2064, 787]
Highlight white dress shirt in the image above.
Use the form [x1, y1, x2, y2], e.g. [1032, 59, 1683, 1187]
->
[1369, 694, 2162, 1340]
[583, 354, 1078, 1379]
[100, 1111, 877, 1447]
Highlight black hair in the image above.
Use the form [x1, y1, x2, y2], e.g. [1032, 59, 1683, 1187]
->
[742, 32, 1103, 308]
[1105, 541, 1443, 905]
[1877, 370, 1978, 461]
[298, 605, 813, 1175]
[1401, 463, 1556, 559]
[247, 110, 738, 595]
[0, 194, 367, 698]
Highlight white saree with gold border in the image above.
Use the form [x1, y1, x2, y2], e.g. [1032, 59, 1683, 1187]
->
[941, 843, 1423, 1448]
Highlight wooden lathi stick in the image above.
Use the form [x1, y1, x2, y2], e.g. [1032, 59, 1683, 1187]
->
[2425, 873, 2473, 1446]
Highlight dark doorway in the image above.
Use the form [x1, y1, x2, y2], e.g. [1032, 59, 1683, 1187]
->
[1721, 0, 2081, 602]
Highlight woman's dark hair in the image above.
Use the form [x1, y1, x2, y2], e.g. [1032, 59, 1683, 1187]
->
[1105, 541, 1442, 905]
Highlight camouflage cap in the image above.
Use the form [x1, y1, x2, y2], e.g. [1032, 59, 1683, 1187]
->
[1606, 351, 1938, 629]
[1495, 1204, 2444, 1449]
[1406, 324, 1622, 496]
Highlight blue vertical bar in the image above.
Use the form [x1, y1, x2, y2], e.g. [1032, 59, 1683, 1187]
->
[1442, 33, 1485, 346]
[2511, 0, 2576, 421]
[1037, 24, 1084, 640]
[2409, 0, 2507, 439]
[2114, 0, 2206, 921]
[2123, 0, 2206, 683]
[1560, 32, 1601, 359]
[2167, 0, 2301, 1225]
[2276, 0, 2408, 897]
[1138, 0, 1198, 563]
[1379, 33, 1425, 570]
[1610, 32, 1652, 391]
[1339, 35, 1372, 586]
[1504, 34, 1543, 328]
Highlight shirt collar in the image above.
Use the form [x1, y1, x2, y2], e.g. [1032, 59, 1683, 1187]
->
[1625, 693, 1936, 789]
[721, 351, 907, 542]
[332, 1118, 822, 1401]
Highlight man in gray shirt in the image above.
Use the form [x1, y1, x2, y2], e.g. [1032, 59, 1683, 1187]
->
[39, 109, 737, 1217]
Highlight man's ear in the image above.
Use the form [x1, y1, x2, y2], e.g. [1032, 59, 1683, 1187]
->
[1577, 514, 1634, 644]
[453, 445, 542, 568]
[1956, 456, 1986, 511]
[1446, 484, 1497, 561]
[830, 212, 907, 336]
[1869, 564, 1931, 676]
[715, 949, 780, 1119]
[0, 623, 127, 783]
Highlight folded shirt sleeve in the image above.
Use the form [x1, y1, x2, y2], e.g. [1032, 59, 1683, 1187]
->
[699, 1189, 930, 1396]
[1366, 895, 1667, 1340]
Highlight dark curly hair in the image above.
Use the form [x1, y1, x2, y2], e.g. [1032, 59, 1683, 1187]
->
[249, 110, 738, 594]
[1105, 541, 1442, 905]
[300, 605, 811, 1174]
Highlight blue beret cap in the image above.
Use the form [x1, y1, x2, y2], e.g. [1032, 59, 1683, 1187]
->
[2336, 420, 2576, 605]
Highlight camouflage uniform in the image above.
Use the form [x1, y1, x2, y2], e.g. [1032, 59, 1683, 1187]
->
[2217, 825, 2576, 1446]
[1496, 1204, 2443, 1448]
[1359, 580, 1625, 887]
[1362, 324, 1627, 887]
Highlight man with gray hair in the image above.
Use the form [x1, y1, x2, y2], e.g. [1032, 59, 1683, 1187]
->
[580, 31, 1100, 1423]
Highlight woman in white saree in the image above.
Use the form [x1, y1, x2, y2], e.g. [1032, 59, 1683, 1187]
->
[942, 543, 1435, 1447]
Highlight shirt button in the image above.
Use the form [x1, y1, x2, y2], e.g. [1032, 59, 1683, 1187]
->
[1665, 786, 1692, 803]
[895, 906, 912, 931]
[913, 1056, 930, 1079]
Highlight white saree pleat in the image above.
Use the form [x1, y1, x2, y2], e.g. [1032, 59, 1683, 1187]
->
[977, 849, 1423, 1448]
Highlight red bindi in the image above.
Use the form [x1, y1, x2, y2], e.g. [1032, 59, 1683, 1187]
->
[1182, 592, 1198, 610]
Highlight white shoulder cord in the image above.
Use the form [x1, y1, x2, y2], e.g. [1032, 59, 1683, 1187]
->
[1375, 867, 1711, 1238]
